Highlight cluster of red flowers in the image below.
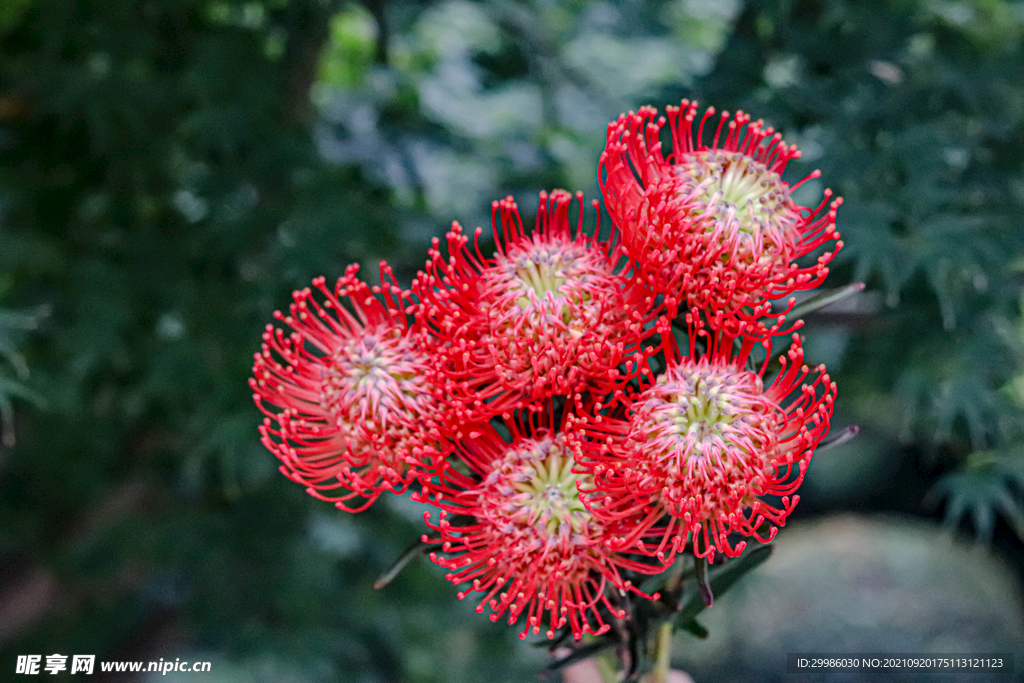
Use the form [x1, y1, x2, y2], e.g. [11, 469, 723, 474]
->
[251, 100, 841, 641]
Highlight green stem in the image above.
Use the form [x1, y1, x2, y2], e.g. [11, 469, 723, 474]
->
[652, 621, 673, 683]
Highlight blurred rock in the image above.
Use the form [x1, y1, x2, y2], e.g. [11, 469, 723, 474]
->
[676, 515, 1024, 683]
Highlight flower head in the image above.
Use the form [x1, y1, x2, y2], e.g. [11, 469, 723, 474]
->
[251, 263, 446, 512]
[574, 316, 835, 562]
[413, 190, 655, 424]
[600, 100, 843, 332]
[417, 412, 662, 639]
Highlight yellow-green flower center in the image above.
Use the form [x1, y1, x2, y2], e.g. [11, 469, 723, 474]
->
[514, 259, 567, 307]
[322, 328, 433, 430]
[482, 436, 593, 537]
[501, 239, 592, 311]
[512, 440, 589, 534]
[634, 363, 778, 475]
[483, 236, 615, 337]
[663, 375, 743, 440]
[676, 150, 796, 240]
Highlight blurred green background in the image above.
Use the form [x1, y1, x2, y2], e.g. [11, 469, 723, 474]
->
[2, 0, 1024, 681]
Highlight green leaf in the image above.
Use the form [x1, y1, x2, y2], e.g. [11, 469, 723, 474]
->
[374, 538, 440, 590]
[693, 554, 712, 607]
[817, 425, 860, 453]
[674, 545, 773, 627]
[676, 617, 709, 639]
[784, 282, 866, 321]
[926, 459, 1024, 543]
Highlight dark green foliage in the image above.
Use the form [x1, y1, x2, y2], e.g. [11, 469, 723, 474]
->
[2, 0, 1024, 680]
[0, 302, 46, 447]
[0, 1, 531, 680]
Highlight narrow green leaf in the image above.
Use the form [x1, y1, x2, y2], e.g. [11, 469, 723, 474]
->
[374, 539, 440, 589]
[786, 282, 865, 321]
[817, 425, 860, 453]
[694, 554, 712, 607]
[677, 618, 709, 639]
[0, 377, 46, 406]
[675, 545, 773, 626]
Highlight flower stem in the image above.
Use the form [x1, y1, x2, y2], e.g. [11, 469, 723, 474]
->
[652, 621, 674, 683]
[596, 653, 618, 683]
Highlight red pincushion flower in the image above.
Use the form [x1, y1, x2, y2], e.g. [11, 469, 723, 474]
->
[573, 315, 835, 562]
[416, 412, 663, 640]
[246, 94, 853, 656]
[599, 100, 843, 331]
[412, 189, 656, 425]
[251, 263, 446, 512]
